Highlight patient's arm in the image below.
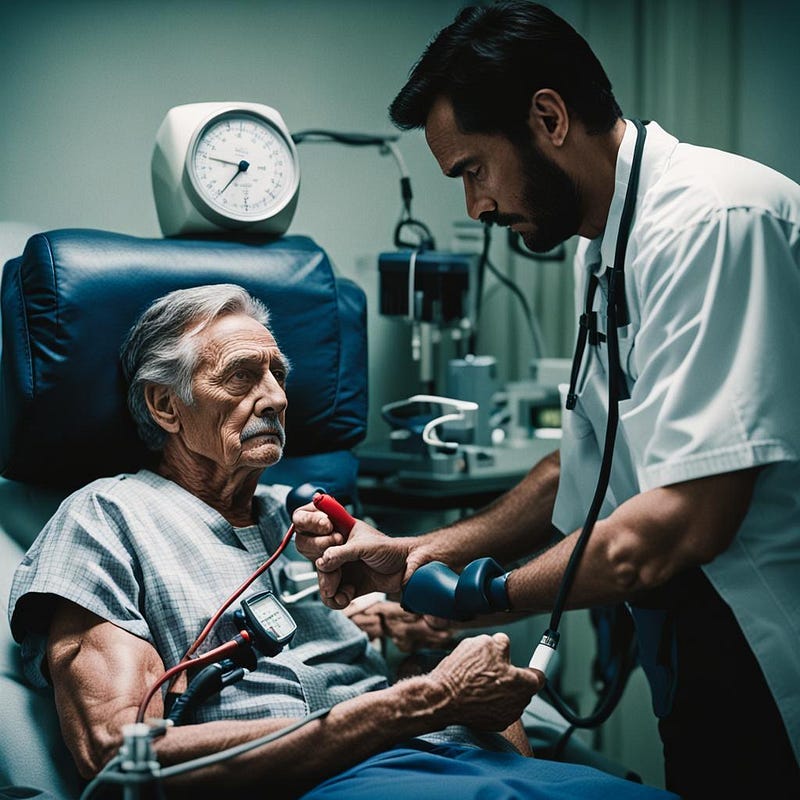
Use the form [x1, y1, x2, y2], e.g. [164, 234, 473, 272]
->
[345, 599, 531, 756]
[47, 598, 540, 797]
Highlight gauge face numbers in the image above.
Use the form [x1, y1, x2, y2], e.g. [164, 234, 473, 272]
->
[243, 591, 297, 643]
[189, 112, 296, 221]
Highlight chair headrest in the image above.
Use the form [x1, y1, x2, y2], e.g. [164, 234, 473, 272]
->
[0, 229, 367, 489]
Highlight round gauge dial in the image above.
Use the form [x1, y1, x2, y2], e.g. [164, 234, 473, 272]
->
[187, 110, 298, 224]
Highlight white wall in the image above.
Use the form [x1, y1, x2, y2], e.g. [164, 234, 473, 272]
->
[0, 0, 470, 435]
[2, 0, 797, 428]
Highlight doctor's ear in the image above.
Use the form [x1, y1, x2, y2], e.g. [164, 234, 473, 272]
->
[529, 89, 569, 145]
[144, 383, 181, 434]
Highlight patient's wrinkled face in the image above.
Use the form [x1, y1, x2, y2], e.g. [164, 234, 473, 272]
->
[175, 313, 289, 472]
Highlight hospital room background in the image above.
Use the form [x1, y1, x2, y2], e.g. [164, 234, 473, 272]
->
[1, 0, 798, 789]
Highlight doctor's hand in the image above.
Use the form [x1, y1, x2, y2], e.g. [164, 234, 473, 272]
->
[292, 504, 419, 609]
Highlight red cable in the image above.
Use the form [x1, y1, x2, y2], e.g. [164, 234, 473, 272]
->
[182, 523, 295, 660]
[178, 493, 347, 667]
[137, 631, 252, 723]
[152, 493, 348, 704]
[162, 523, 296, 695]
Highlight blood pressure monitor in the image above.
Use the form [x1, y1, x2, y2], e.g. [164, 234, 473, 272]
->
[238, 590, 297, 657]
[151, 102, 300, 237]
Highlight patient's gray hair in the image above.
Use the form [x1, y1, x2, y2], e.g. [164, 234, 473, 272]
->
[121, 284, 272, 451]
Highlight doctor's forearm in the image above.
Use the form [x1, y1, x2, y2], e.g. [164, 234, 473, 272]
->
[504, 468, 760, 612]
[413, 449, 561, 569]
[504, 524, 630, 613]
[505, 508, 698, 613]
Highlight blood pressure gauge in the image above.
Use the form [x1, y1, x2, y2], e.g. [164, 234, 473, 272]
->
[238, 590, 297, 657]
[151, 102, 300, 237]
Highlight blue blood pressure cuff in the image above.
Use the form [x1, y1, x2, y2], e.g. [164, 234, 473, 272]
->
[401, 558, 510, 620]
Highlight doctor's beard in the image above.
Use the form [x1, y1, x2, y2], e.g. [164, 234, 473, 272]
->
[482, 137, 582, 254]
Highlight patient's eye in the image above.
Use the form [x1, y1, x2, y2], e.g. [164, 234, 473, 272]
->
[271, 366, 287, 385]
[225, 368, 255, 392]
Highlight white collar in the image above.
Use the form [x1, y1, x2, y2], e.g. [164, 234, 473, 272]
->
[582, 119, 639, 276]
[585, 119, 678, 276]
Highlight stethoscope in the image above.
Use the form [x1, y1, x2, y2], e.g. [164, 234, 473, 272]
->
[530, 119, 648, 727]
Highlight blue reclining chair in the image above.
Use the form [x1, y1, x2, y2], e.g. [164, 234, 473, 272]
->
[0, 228, 368, 798]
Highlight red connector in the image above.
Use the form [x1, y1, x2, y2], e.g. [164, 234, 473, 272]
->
[312, 492, 356, 534]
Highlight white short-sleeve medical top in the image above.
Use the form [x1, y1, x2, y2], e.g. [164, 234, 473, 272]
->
[552, 120, 800, 760]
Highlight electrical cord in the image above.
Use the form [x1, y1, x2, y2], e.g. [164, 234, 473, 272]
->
[473, 222, 547, 358]
[291, 128, 435, 250]
[79, 708, 332, 799]
[484, 256, 546, 359]
[467, 221, 491, 353]
[158, 706, 331, 778]
[552, 723, 576, 761]
[79, 754, 125, 800]
[542, 618, 639, 728]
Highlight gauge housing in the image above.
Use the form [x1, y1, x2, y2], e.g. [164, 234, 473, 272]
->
[152, 102, 300, 237]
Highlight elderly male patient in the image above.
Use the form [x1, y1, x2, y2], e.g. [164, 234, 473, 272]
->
[8, 285, 676, 799]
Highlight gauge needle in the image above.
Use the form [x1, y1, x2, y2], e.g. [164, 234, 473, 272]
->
[219, 159, 250, 193]
[209, 156, 243, 166]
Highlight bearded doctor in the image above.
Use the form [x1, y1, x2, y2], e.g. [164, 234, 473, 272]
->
[294, 3, 800, 799]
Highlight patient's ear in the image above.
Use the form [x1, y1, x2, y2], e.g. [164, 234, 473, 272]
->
[144, 384, 181, 434]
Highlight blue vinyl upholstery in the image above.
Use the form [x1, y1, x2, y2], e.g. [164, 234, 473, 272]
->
[0, 228, 367, 496]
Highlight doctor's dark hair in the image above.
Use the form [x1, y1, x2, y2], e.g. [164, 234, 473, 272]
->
[389, 1, 622, 138]
[120, 284, 274, 451]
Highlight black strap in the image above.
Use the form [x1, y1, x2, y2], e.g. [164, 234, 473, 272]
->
[567, 119, 647, 411]
[611, 118, 647, 328]
[557, 118, 648, 616]
[549, 119, 649, 730]
[565, 274, 600, 410]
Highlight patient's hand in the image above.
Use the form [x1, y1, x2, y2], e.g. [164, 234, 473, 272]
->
[426, 632, 542, 733]
[346, 598, 456, 652]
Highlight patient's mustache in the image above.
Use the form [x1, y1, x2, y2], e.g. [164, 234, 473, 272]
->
[241, 416, 286, 447]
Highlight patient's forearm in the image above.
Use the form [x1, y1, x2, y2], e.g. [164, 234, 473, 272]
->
[152, 675, 456, 796]
[48, 602, 446, 788]
[156, 632, 539, 794]
[49, 604, 537, 796]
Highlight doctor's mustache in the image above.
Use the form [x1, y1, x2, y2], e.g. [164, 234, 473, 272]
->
[241, 415, 286, 448]
[480, 211, 527, 228]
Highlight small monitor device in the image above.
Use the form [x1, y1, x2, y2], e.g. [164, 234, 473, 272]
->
[239, 591, 297, 656]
